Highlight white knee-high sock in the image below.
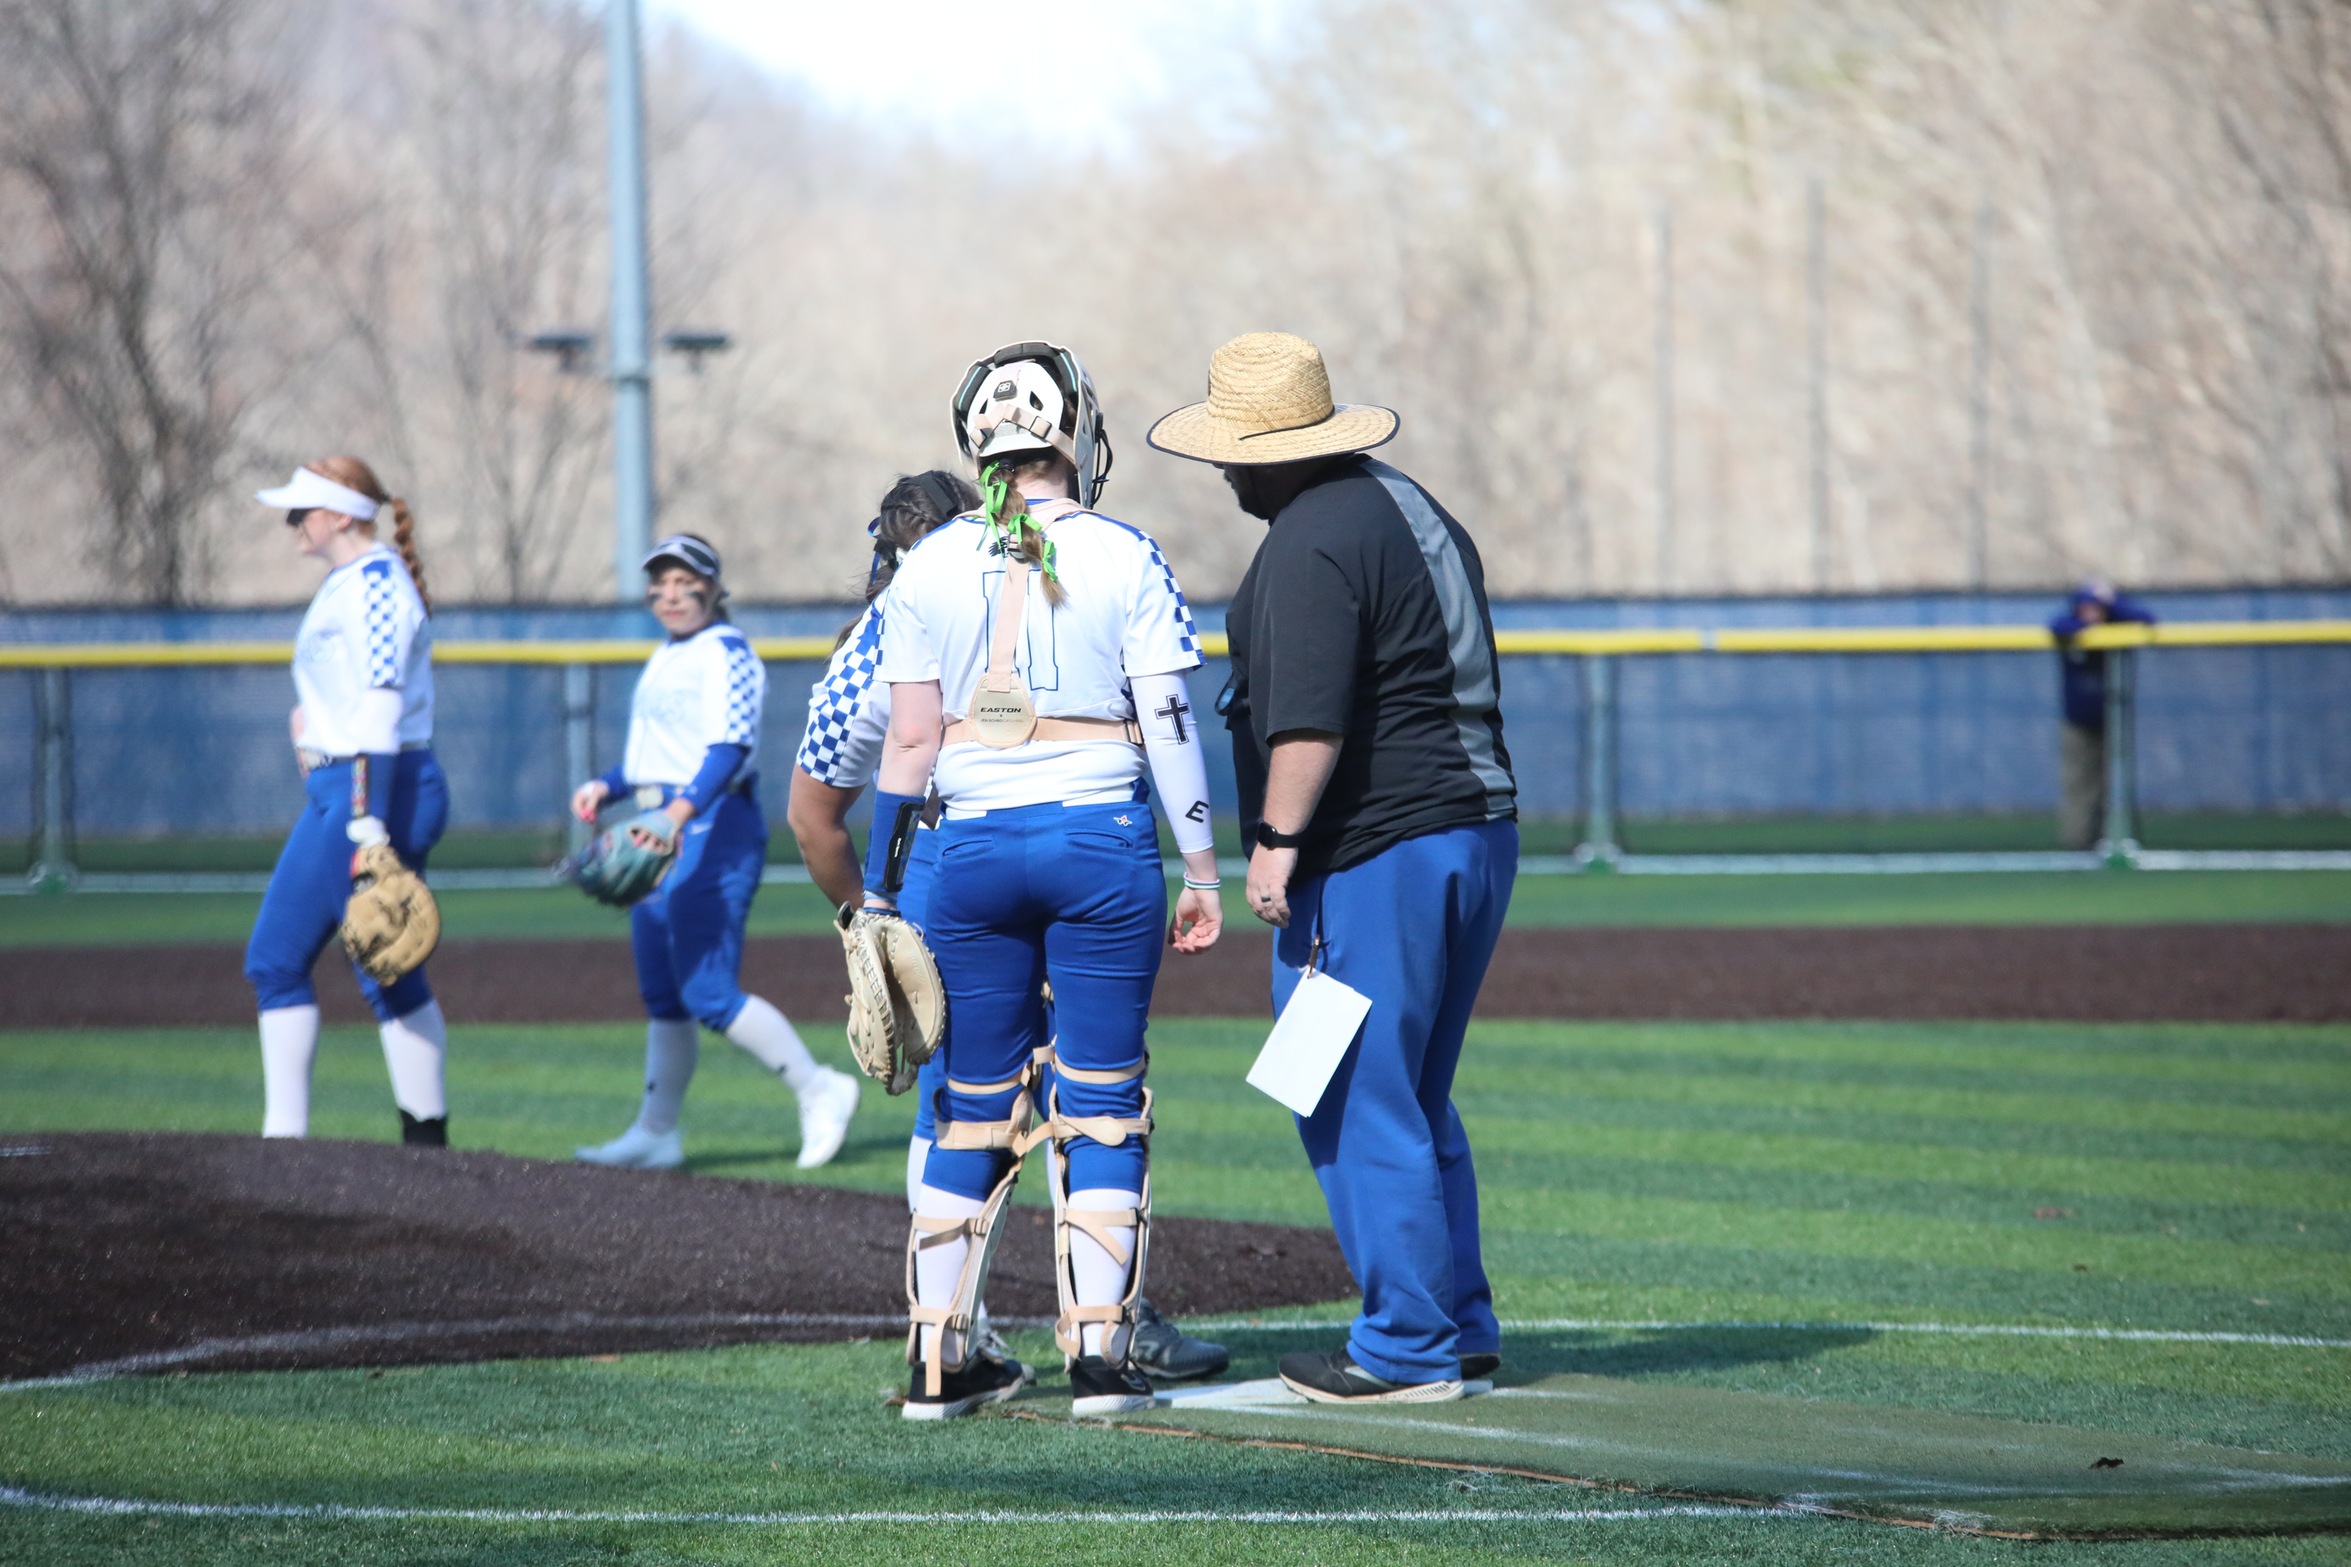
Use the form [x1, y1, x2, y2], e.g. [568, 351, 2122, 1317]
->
[637, 1018, 700, 1134]
[378, 1000, 448, 1120]
[260, 1005, 320, 1138]
[1068, 1186, 1142, 1359]
[905, 1134, 934, 1213]
[724, 995, 818, 1091]
[913, 1183, 986, 1368]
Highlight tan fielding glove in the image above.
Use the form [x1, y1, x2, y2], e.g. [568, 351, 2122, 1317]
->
[342, 844, 442, 987]
[837, 904, 946, 1094]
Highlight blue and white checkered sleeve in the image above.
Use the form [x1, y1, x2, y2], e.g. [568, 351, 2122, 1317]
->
[795, 605, 886, 786]
[1123, 529, 1202, 675]
[719, 636, 763, 747]
[361, 559, 409, 688]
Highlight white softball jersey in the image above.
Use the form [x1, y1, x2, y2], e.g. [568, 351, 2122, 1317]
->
[622, 621, 766, 787]
[876, 506, 1202, 814]
[292, 545, 433, 757]
[796, 600, 890, 790]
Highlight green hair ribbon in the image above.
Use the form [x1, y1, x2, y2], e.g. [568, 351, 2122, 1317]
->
[981, 461, 1060, 584]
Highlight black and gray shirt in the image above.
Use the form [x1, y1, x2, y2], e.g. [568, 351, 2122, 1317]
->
[1223, 457, 1516, 877]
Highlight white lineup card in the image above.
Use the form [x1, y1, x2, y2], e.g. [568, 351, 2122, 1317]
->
[1246, 968, 1374, 1117]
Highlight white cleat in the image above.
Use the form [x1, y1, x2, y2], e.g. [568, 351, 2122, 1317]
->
[795, 1066, 861, 1170]
[574, 1123, 684, 1170]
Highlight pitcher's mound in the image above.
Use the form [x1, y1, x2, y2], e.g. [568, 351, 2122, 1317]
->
[0, 1132, 1355, 1382]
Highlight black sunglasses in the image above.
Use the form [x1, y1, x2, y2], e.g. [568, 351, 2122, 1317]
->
[284, 508, 314, 528]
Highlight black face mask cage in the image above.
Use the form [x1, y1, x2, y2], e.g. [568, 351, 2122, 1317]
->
[950, 341, 1111, 508]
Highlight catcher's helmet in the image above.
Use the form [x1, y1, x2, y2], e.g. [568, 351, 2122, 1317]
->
[952, 341, 1113, 508]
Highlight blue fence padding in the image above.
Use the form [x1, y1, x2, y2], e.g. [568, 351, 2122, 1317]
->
[5, 589, 2349, 840]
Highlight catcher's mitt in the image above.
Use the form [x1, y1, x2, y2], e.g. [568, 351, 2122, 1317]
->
[837, 903, 946, 1094]
[341, 844, 441, 987]
[561, 810, 679, 907]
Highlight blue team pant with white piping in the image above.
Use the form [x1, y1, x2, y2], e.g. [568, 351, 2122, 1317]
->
[244, 752, 448, 1023]
[1271, 818, 1518, 1385]
[920, 801, 1163, 1201]
[630, 789, 767, 1031]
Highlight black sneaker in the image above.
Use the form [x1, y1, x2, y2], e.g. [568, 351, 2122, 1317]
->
[1279, 1346, 1463, 1405]
[902, 1354, 1029, 1421]
[1460, 1352, 1501, 1381]
[1128, 1298, 1230, 1382]
[1068, 1355, 1154, 1416]
[399, 1112, 447, 1147]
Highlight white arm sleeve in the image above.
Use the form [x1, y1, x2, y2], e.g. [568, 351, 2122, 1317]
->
[1132, 670, 1214, 857]
[348, 687, 404, 756]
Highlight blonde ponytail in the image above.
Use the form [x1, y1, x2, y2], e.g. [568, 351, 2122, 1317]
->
[388, 497, 432, 615]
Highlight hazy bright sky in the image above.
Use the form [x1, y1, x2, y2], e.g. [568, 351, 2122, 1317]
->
[647, 0, 1293, 150]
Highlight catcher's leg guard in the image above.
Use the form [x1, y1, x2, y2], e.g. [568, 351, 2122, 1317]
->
[906, 1161, 1021, 1397]
[1045, 1060, 1153, 1365]
[908, 1059, 1045, 1396]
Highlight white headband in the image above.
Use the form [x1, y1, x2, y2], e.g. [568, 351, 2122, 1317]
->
[256, 468, 381, 522]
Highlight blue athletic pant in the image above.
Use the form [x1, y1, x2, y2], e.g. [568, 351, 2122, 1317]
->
[245, 753, 448, 1023]
[921, 801, 1164, 1201]
[630, 790, 768, 1031]
[902, 826, 1058, 1145]
[1271, 819, 1518, 1385]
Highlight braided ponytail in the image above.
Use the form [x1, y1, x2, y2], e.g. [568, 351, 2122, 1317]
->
[982, 455, 1068, 607]
[307, 454, 431, 616]
[388, 497, 432, 614]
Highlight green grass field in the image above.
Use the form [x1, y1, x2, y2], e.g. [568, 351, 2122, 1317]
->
[7, 867, 2351, 947]
[4, 1014, 2348, 1562]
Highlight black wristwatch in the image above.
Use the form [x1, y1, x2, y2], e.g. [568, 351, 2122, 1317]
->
[1255, 821, 1309, 850]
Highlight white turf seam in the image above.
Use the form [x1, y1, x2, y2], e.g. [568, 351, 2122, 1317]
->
[0, 1487, 1780, 1528]
[1183, 1318, 2351, 1350]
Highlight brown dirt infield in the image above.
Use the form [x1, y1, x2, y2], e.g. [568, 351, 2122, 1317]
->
[4, 924, 2347, 1029]
[0, 1132, 1355, 1383]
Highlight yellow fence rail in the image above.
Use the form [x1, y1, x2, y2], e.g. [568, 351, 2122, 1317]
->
[3, 619, 2350, 667]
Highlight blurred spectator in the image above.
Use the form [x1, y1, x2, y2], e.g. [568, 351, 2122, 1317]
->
[2049, 580, 2156, 849]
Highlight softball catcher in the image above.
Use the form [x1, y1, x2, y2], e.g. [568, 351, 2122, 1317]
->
[861, 343, 1224, 1418]
[570, 534, 863, 1172]
[243, 458, 451, 1146]
[789, 470, 1231, 1392]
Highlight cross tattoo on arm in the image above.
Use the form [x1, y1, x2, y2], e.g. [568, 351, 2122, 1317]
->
[1156, 693, 1192, 743]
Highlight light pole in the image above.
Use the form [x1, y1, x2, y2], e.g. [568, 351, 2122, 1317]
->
[606, 0, 654, 605]
[520, 6, 731, 605]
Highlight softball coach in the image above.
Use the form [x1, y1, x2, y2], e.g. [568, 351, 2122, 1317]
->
[1150, 332, 1519, 1405]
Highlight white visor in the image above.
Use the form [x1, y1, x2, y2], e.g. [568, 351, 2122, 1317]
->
[256, 468, 380, 522]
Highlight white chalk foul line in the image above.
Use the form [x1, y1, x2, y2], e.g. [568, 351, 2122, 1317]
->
[1184, 1318, 2351, 1350]
[0, 1487, 1777, 1528]
[0, 1311, 917, 1392]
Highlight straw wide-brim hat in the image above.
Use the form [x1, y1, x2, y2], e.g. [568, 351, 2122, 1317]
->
[1147, 332, 1399, 465]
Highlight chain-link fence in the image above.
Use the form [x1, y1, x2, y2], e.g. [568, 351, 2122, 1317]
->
[6, 593, 2349, 888]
